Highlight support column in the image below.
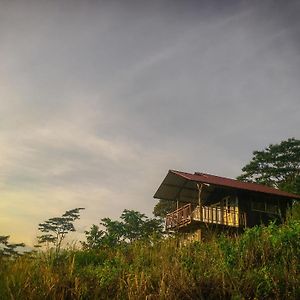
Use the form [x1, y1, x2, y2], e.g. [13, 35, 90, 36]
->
[221, 199, 224, 225]
[197, 183, 203, 221]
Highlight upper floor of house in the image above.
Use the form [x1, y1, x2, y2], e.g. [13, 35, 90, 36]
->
[154, 170, 300, 231]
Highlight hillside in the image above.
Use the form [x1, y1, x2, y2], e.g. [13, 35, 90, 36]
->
[0, 221, 299, 299]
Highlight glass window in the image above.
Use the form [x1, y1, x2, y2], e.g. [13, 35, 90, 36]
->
[266, 203, 278, 214]
[252, 201, 265, 212]
[251, 200, 279, 215]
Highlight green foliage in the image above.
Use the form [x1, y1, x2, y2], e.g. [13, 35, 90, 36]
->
[100, 217, 125, 246]
[237, 137, 300, 190]
[153, 198, 177, 218]
[1, 222, 299, 299]
[83, 209, 163, 249]
[120, 209, 163, 242]
[238, 138, 300, 220]
[81, 224, 105, 250]
[0, 235, 25, 258]
[74, 249, 108, 267]
[38, 207, 84, 253]
[289, 201, 300, 220]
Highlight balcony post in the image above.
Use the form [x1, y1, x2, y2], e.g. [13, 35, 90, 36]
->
[197, 183, 203, 221]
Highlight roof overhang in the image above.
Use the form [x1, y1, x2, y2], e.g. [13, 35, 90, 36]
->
[153, 170, 213, 203]
[154, 170, 300, 202]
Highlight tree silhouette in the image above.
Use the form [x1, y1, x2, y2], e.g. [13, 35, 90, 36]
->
[0, 235, 25, 257]
[38, 207, 84, 253]
[237, 138, 300, 193]
[83, 209, 163, 249]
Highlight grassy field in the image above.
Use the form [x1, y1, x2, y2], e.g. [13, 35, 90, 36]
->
[1, 221, 299, 300]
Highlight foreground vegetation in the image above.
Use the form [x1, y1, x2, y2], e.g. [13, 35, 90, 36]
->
[1, 220, 299, 300]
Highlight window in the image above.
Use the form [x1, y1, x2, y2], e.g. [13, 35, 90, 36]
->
[266, 203, 278, 214]
[252, 201, 265, 212]
[251, 200, 279, 215]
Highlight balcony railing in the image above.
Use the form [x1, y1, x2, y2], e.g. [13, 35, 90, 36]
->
[166, 204, 246, 230]
[165, 204, 192, 229]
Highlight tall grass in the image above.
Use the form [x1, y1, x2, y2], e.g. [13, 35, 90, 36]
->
[1, 221, 299, 299]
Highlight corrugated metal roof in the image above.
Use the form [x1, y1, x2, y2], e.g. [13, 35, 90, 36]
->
[154, 169, 300, 200]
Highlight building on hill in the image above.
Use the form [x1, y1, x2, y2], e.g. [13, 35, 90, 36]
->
[154, 170, 300, 239]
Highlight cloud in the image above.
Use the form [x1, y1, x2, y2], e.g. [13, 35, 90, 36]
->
[0, 0, 299, 245]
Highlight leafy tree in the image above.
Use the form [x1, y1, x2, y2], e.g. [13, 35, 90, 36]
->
[153, 199, 177, 218]
[120, 209, 163, 242]
[99, 217, 125, 247]
[0, 235, 25, 257]
[81, 224, 105, 250]
[141, 217, 164, 239]
[238, 138, 300, 220]
[237, 138, 300, 193]
[121, 210, 149, 242]
[38, 207, 84, 253]
[83, 209, 163, 249]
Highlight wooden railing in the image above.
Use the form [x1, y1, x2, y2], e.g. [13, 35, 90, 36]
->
[166, 204, 247, 230]
[165, 204, 192, 230]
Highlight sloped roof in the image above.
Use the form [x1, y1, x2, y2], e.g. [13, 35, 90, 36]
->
[154, 170, 300, 201]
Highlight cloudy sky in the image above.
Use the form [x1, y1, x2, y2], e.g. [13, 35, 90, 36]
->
[1, 0, 299, 246]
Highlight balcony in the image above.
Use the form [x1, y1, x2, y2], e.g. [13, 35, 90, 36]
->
[165, 203, 246, 230]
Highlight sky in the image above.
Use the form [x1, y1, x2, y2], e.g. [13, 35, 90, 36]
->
[0, 0, 300, 246]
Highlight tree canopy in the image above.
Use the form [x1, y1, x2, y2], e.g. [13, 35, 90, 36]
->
[237, 138, 300, 194]
[82, 209, 163, 249]
[0, 235, 25, 258]
[153, 199, 176, 218]
[38, 207, 84, 253]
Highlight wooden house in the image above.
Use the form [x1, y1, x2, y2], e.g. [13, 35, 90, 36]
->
[154, 170, 300, 238]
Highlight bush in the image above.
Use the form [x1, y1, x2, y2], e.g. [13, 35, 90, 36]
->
[0, 221, 299, 299]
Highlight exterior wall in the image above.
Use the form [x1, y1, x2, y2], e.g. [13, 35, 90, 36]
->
[237, 191, 289, 227]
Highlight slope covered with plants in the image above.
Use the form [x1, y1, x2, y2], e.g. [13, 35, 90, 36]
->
[1, 220, 299, 299]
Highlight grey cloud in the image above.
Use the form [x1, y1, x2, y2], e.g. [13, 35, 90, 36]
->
[0, 0, 299, 244]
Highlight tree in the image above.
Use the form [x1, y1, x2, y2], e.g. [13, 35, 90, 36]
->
[99, 217, 125, 247]
[81, 224, 105, 250]
[83, 209, 163, 249]
[238, 138, 300, 220]
[153, 199, 177, 218]
[237, 138, 300, 193]
[0, 235, 25, 257]
[38, 207, 84, 253]
[120, 209, 162, 242]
